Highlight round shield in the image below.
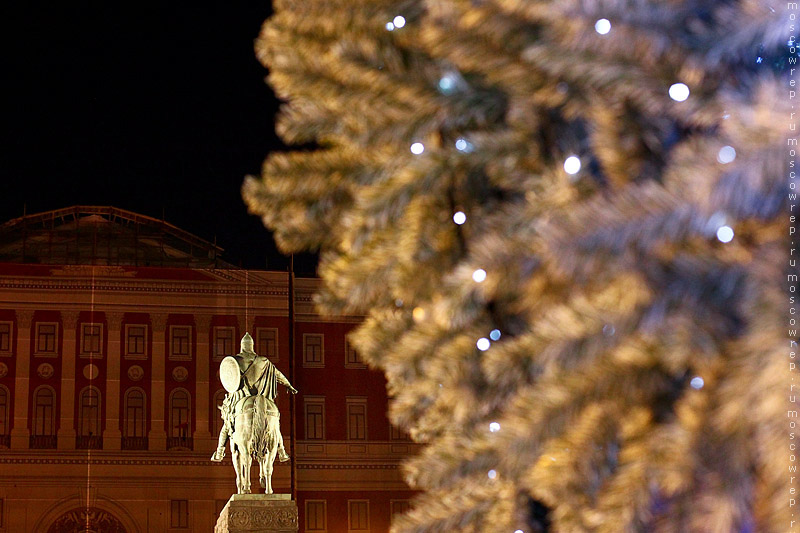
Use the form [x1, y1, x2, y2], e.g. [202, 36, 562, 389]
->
[219, 356, 241, 393]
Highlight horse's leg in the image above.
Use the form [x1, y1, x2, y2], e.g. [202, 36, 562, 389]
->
[264, 446, 278, 494]
[231, 444, 243, 494]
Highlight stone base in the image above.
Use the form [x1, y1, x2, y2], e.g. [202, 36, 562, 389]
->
[215, 494, 298, 533]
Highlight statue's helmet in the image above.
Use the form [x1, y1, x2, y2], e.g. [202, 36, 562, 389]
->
[241, 332, 254, 353]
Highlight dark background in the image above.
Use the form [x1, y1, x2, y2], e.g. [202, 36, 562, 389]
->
[1, 4, 316, 273]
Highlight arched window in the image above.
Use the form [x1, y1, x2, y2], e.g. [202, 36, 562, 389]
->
[123, 388, 147, 450]
[77, 386, 102, 449]
[212, 389, 226, 436]
[168, 388, 192, 450]
[0, 385, 9, 447]
[31, 386, 56, 449]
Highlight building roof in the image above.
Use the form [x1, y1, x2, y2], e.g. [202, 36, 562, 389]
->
[0, 206, 236, 268]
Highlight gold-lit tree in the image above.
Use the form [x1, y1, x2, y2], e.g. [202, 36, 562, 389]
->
[244, 1, 793, 531]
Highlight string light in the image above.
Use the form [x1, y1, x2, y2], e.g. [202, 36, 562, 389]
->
[455, 138, 473, 152]
[489, 422, 501, 432]
[594, 19, 611, 35]
[716, 225, 734, 243]
[669, 83, 690, 102]
[413, 307, 426, 322]
[438, 75, 456, 93]
[453, 211, 467, 225]
[756, 56, 763, 63]
[564, 155, 581, 175]
[602, 324, 615, 336]
[385, 22, 395, 31]
[477, 338, 490, 351]
[393, 15, 406, 28]
[489, 329, 501, 341]
[515, 530, 525, 533]
[690, 376, 704, 389]
[472, 269, 487, 282]
[410, 142, 425, 154]
[717, 146, 736, 164]
[488, 469, 497, 479]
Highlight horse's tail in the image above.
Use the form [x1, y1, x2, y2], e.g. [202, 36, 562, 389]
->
[249, 395, 269, 459]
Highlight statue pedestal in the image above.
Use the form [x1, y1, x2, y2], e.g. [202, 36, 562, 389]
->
[215, 494, 298, 533]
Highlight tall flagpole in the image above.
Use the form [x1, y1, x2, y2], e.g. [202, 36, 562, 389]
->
[288, 254, 297, 500]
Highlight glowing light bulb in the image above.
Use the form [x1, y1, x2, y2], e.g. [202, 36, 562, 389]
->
[594, 19, 611, 35]
[489, 422, 500, 432]
[385, 22, 395, 31]
[717, 146, 736, 164]
[716, 225, 734, 243]
[690, 376, 704, 389]
[412, 307, 426, 322]
[564, 155, 581, 175]
[477, 338, 490, 351]
[410, 142, 425, 154]
[438, 75, 455, 93]
[453, 211, 467, 225]
[488, 469, 497, 479]
[515, 530, 525, 533]
[472, 269, 487, 282]
[393, 15, 406, 28]
[669, 83, 690, 102]
[489, 329, 501, 341]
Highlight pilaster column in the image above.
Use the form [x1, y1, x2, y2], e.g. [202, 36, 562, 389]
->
[103, 312, 124, 450]
[57, 311, 79, 449]
[10, 309, 34, 448]
[194, 314, 213, 452]
[149, 313, 168, 450]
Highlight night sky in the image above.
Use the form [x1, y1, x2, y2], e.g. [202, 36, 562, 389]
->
[2, 4, 315, 272]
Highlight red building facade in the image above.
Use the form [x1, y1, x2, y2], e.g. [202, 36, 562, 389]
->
[0, 207, 417, 532]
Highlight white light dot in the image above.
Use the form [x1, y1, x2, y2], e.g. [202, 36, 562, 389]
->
[410, 142, 425, 155]
[455, 138, 467, 150]
[602, 324, 615, 336]
[489, 329, 501, 341]
[515, 530, 524, 533]
[385, 22, 395, 31]
[472, 269, 487, 282]
[690, 376, 704, 389]
[438, 75, 455, 92]
[477, 338, 491, 351]
[564, 155, 581, 175]
[393, 15, 406, 28]
[594, 18, 611, 35]
[716, 225, 734, 243]
[488, 469, 497, 479]
[669, 83, 690, 102]
[453, 211, 467, 225]
[717, 145, 736, 164]
[395, 299, 403, 307]
[489, 422, 501, 432]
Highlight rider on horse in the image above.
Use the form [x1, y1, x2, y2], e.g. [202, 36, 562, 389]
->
[211, 332, 298, 462]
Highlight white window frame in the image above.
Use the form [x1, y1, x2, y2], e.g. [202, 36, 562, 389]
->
[256, 327, 279, 361]
[212, 326, 235, 361]
[302, 333, 324, 368]
[0, 321, 12, 356]
[34, 322, 58, 357]
[79, 322, 104, 358]
[169, 325, 192, 361]
[124, 324, 148, 360]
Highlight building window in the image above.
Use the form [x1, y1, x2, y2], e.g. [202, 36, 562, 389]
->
[344, 337, 365, 368]
[256, 327, 278, 360]
[347, 500, 369, 532]
[0, 322, 12, 355]
[0, 385, 9, 447]
[169, 326, 192, 360]
[123, 388, 147, 450]
[305, 500, 327, 531]
[170, 499, 189, 528]
[77, 386, 102, 449]
[35, 323, 58, 356]
[346, 398, 367, 441]
[125, 324, 147, 359]
[168, 389, 192, 450]
[212, 389, 226, 436]
[213, 326, 235, 360]
[391, 500, 411, 515]
[31, 386, 56, 448]
[80, 323, 103, 357]
[304, 397, 325, 440]
[302, 333, 324, 368]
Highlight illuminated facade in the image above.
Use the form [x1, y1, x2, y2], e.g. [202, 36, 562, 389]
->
[0, 207, 416, 532]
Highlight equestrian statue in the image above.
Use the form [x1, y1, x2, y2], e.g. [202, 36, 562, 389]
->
[211, 332, 298, 494]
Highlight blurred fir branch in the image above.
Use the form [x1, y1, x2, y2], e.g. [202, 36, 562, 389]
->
[244, 0, 794, 531]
